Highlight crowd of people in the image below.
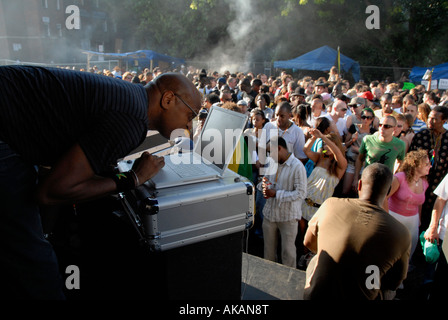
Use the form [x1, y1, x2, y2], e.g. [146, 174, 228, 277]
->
[174, 66, 448, 300]
[86, 64, 448, 299]
[15, 63, 447, 300]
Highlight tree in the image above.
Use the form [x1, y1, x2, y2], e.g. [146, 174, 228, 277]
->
[281, 0, 448, 81]
[108, 0, 232, 59]
[107, 0, 448, 81]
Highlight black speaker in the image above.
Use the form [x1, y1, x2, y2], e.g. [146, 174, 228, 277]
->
[50, 197, 244, 300]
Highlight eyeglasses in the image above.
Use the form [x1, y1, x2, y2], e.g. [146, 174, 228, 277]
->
[340, 108, 347, 112]
[361, 115, 373, 120]
[154, 80, 199, 118]
[174, 93, 199, 118]
[379, 123, 395, 129]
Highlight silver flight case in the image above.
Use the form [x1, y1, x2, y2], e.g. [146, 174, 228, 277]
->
[117, 169, 255, 252]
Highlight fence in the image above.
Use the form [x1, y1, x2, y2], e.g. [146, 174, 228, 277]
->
[0, 58, 414, 83]
[0, 59, 119, 71]
[185, 60, 412, 83]
[185, 60, 274, 77]
[359, 66, 412, 83]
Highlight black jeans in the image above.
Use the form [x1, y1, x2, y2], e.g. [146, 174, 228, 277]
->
[0, 142, 64, 299]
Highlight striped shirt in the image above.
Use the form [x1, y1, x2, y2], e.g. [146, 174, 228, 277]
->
[0, 66, 149, 174]
[262, 154, 307, 222]
[412, 118, 427, 133]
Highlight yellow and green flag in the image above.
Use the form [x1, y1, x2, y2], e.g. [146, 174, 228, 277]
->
[228, 136, 253, 181]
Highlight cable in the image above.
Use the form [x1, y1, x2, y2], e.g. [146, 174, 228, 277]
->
[240, 230, 251, 300]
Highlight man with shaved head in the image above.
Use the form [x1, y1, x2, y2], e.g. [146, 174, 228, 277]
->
[352, 115, 406, 191]
[0, 66, 202, 299]
[303, 163, 411, 300]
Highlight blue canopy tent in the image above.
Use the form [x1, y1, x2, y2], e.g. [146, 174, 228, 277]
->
[274, 45, 361, 82]
[409, 62, 448, 84]
[83, 49, 185, 71]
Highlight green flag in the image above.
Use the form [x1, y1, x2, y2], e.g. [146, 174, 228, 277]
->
[402, 82, 415, 90]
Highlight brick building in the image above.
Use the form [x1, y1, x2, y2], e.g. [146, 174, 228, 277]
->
[0, 0, 118, 64]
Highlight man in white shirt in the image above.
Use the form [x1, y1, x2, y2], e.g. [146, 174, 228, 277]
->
[263, 102, 307, 163]
[423, 173, 448, 300]
[425, 173, 448, 246]
[261, 136, 307, 268]
[324, 96, 348, 139]
[307, 96, 327, 128]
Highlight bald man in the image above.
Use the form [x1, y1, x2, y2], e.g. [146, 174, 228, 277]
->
[303, 163, 411, 300]
[0, 66, 201, 299]
[352, 115, 406, 191]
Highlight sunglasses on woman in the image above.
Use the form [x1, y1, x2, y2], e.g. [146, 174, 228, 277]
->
[361, 115, 373, 120]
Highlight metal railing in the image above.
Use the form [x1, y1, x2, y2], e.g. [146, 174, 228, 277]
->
[0, 59, 119, 71]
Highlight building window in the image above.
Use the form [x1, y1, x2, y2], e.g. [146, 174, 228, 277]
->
[56, 24, 62, 37]
[56, 0, 61, 10]
[42, 17, 51, 37]
[13, 43, 22, 52]
[45, 24, 51, 37]
[42, 0, 48, 9]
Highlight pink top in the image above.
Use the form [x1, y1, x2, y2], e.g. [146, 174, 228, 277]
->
[388, 172, 428, 217]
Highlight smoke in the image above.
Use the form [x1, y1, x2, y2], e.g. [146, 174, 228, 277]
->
[226, 0, 259, 71]
[194, 0, 281, 74]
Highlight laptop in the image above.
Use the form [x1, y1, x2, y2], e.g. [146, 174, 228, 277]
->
[142, 105, 247, 189]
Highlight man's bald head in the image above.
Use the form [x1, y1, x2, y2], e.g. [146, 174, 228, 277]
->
[153, 73, 201, 106]
[332, 99, 347, 118]
[147, 72, 202, 139]
[382, 115, 397, 126]
[359, 163, 393, 204]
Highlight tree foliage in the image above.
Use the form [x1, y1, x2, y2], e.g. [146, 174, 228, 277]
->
[108, 0, 448, 80]
[108, 0, 233, 59]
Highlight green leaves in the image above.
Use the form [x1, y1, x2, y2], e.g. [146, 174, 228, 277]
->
[107, 0, 448, 80]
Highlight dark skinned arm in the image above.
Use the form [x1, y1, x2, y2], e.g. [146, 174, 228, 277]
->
[35, 144, 164, 206]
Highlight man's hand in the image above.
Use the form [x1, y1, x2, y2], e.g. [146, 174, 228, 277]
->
[262, 177, 276, 199]
[132, 152, 165, 185]
[424, 226, 440, 246]
[263, 188, 276, 198]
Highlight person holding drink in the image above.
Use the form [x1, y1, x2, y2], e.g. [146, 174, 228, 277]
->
[260, 136, 307, 268]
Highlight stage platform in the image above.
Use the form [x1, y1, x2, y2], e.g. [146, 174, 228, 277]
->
[241, 253, 306, 300]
